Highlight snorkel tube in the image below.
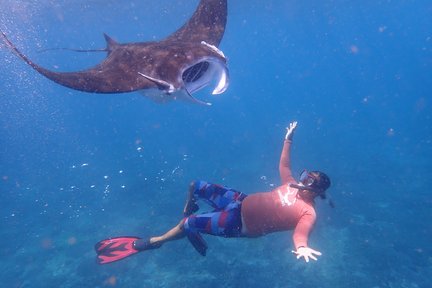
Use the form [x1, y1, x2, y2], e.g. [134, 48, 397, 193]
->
[289, 183, 315, 191]
[289, 183, 335, 208]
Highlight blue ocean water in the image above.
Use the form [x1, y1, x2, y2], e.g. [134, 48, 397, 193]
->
[0, 0, 431, 287]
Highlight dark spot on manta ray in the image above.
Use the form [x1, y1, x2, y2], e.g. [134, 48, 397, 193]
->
[0, 0, 229, 106]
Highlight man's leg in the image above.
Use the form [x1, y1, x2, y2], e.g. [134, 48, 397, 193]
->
[184, 180, 244, 214]
[136, 181, 245, 251]
[134, 219, 186, 250]
[150, 219, 186, 243]
[135, 181, 205, 251]
[136, 181, 202, 249]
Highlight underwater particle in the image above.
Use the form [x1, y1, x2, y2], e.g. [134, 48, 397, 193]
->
[71, 165, 76, 169]
[414, 248, 423, 253]
[415, 97, 426, 112]
[171, 166, 180, 174]
[260, 175, 267, 180]
[103, 185, 110, 199]
[119, 170, 124, 174]
[104, 175, 109, 179]
[104, 275, 117, 286]
[67, 237, 77, 245]
[378, 25, 387, 33]
[121, 185, 125, 189]
[41, 238, 53, 249]
[90, 185, 95, 188]
[387, 128, 395, 137]
[2, 175, 8, 181]
[350, 45, 359, 54]
[137, 147, 143, 152]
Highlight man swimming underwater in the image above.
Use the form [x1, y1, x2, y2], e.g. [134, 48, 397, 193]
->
[95, 121, 331, 264]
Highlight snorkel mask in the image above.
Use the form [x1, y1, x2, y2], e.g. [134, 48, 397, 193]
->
[290, 170, 321, 192]
[290, 170, 334, 207]
[300, 170, 319, 188]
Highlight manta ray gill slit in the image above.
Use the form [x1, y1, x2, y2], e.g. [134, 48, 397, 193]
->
[182, 61, 210, 83]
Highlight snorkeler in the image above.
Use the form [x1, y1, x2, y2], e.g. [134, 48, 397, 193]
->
[95, 121, 331, 264]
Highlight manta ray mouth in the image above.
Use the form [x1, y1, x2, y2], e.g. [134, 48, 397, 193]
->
[182, 58, 229, 96]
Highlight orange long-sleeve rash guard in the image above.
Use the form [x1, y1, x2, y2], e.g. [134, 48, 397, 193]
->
[241, 140, 316, 249]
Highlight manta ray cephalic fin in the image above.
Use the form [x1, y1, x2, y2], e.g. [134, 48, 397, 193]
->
[138, 72, 175, 93]
[138, 72, 211, 106]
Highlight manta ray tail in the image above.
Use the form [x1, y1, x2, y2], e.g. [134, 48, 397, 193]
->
[36, 33, 120, 55]
[27, 33, 118, 55]
[38, 47, 107, 53]
[1, 31, 108, 61]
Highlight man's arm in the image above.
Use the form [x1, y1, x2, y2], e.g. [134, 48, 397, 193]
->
[279, 121, 297, 184]
[291, 211, 322, 262]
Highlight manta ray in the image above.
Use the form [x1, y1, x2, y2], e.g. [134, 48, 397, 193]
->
[0, 0, 228, 105]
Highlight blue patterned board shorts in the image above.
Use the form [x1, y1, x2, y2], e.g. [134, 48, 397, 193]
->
[183, 180, 247, 237]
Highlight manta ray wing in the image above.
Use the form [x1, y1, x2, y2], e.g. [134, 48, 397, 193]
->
[166, 0, 227, 46]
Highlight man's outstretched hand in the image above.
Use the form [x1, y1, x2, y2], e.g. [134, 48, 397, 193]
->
[285, 121, 298, 141]
[292, 246, 322, 263]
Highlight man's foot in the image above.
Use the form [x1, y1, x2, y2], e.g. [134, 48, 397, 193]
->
[183, 182, 200, 216]
[183, 188, 199, 216]
[133, 238, 162, 251]
[183, 200, 199, 217]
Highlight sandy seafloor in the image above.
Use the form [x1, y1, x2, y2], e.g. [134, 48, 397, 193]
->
[0, 1, 431, 287]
